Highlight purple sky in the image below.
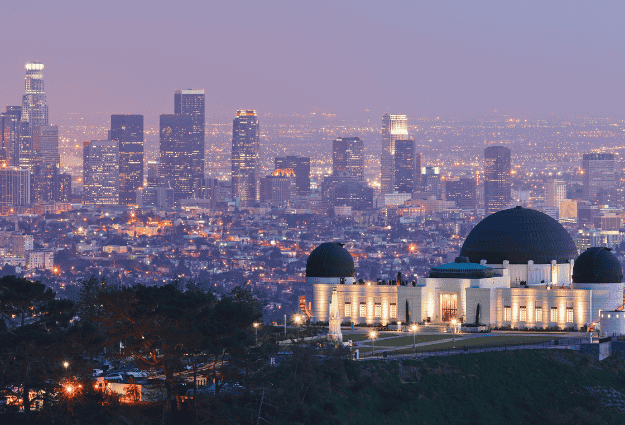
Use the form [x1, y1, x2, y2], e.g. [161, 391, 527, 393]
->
[1, 1, 624, 122]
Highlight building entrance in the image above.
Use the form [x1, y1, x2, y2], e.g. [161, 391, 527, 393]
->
[441, 293, 458, 322]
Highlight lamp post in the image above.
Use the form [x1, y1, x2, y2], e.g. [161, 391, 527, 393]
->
[451, 319, 457, 342]
[294, 315, 302, 340]
[411, 324, 417, 349]
[63, 361, 69, 380]
[253, 322, 259, 343]
[369, 330, 377, 355]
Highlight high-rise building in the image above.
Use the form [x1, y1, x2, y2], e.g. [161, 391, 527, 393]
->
[394, 139, 419, 194]
[275, 155, 310, 196]
[32, 125, 59, 166]
[174, 89, 205, 194]
[0, 167, 30, 207]
[445, 178, 477, 210]
[56, 173, 72, 202]
[381, 113, 408, 194]
[0, 106, 21, 166]
[545, 179, 567, 208]
[259, 169, 295, 205]
[582, 153, 616, 204]
[231, 110, 259, 206]
[83, 140, 119, 206]
[421, 166, 442, 199]
[484, 146, 511, 214]
[111, 115, 144, 205]
[147, 160, 159, 187]
[322, 171, 374, 210]
[159, 114, 194, 203]
[332, 137, 364, 182]
[20, 62, 49, 169]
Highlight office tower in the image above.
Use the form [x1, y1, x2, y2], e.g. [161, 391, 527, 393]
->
[332, 137, 364, 182]
[275, 155, 310, 196]
[32, 125, 59, 166]
[231, 110, 259, 206]
[393, 139, 419, 193]
[0, 167, 30, 207]
[545, 179, 567, 208]
[445, 178, 477, 210]
[381, 113, 408, 194]
[582, 153, 616, 204]
[20, 62, 49, 169]
[174, 89, 205, 194]
[421, 166, 442, 199]
[322, 171, 374, 210]
[111, 115, 144, 205]
[31, 162, 57, 204]
[259, 169, 295, 205]
[56, 173, 72, 202]
[0, 106, 21, 166]
[83, 140, 119, 205]
[484, 146, 511, 214]
[147, 160, 159, 186]
[159, 114, 194, 203]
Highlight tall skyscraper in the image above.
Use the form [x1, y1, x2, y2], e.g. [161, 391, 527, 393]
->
[231, 110, 259, 206]
[484, 146, 511, 214]
[582, 153, 616, 204]
[545, 179, 567, 208]
[393, 139, 419, 194]
[381, 113, 408, 194]
[83, 140, 119, 206]
[0, 167, 30, 207]
[174, 89, 205, 193]
[0, 106, 21, 166]
[20, 62, 49, 169]
[332, 137, 364, 182]
[445, 178, 477, 210]
[32, 125, 59, 166]
[111, 115, 144, 205]
[275, 155, 310, 196]
[159, 114, 194, 203]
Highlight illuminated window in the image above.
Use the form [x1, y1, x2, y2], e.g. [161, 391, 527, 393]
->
[359, 303, 366, 318]
[504, 306, 511, 322]
[375, 303, 382, 318]
[566, 307, 573, 323]
[344, 303, 351, 318]
[535, 307, 543, 322]
[390, 303, 397, 319]
[550, 307, 558, 322]
[519, 306, 527, 322]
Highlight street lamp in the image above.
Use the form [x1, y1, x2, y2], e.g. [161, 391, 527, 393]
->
[369, 330, 377, 355]
[451, 319, 457, 342]
[253, 322, 259, 343]
[411, 324, 418, 349]
[294, 315, 302, 340]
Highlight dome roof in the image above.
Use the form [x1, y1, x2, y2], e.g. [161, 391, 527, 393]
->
[573, 247, 623, 284]
[459, 207, 578, 265]
[306, 242, 355, 278]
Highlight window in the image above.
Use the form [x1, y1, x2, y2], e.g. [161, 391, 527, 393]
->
[550, 307, 558, 322]
[566, 307, 573, 323]
[504, 306, 511, 322]
[519, 306, 527, 322]
[375, 303, 382, 318]
[535, 307, 543, 322]
[344, 303, 351, 318]
[390, 303, 397, 319]
[359, 303, 366, 318]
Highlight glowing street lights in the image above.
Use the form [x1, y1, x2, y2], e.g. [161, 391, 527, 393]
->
[253, 322, 259, 343]
[411, 324, 418, 349]
[294, 315, 302, 340]
[369, 330, 377, 355]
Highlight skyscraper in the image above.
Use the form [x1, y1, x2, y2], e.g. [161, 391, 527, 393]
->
[20, 62, 49, 169]
[545, 179, 567, 208]
[111, 115, 144, 205]
[83, 140, 119, 206]
[0, 106, 21, 166]
[231, 110, 259, 206]
[0, 167, 30, 207]
[32, 125, 59, 166]
[445, 178, 477, 210]
[484, 146, 511, 214]
[582, 153, 616, 204]
[332, 137, 364, 182]
[275, 155, 310, 196]
[159, 114, 194, 203]
[393, 139, 419, 194]
[174, 89, 205, 194]
[381, 113, 408, 194]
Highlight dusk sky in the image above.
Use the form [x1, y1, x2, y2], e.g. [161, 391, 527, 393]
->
[1, 1, 624, 122]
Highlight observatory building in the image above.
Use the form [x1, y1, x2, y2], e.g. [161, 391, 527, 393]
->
[309, 207, 624, 331]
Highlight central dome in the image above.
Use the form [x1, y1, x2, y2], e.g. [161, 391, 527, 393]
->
[306, 242, 355, 278]
[459, 207, 578, 264]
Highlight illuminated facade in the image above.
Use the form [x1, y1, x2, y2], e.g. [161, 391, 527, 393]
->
[83, 140, 119, 206]
[20, 62, 49, 169]
[0, 167, 30, 206]
[582, 153, 616, 204]
[393, 139, 419, 194]
[332, 137, 364, 182]
[231, 110, 259, 206]
[259, 169, 295, 205]
[159, 114, 194, 203]
[484, 146, 511, 214]
[111, 115, 144, 205]
[174, 89, 205, 195]
[275, 155, 310, 196]
[381, 113, 408, 195]
[0, 106, 21, 166]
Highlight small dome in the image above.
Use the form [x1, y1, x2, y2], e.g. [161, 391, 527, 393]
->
[573, 247, 623, 284]
[306, 242, 355, 278]
[460, 207, 578, 264]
